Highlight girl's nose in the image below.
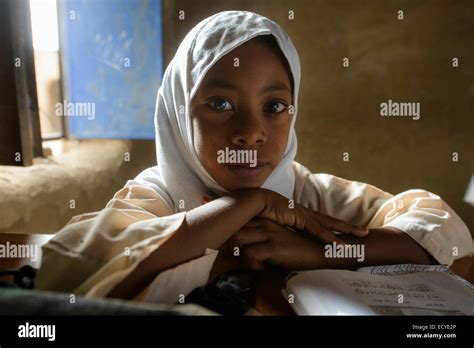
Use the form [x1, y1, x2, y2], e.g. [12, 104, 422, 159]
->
[231, 111, 267, 147]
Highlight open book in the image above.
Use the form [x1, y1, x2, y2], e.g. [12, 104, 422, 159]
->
[282, 264, 474, 315]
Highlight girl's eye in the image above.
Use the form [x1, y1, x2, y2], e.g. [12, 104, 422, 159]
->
[264, 101, 287, 114]
[209, 98, 233, 111]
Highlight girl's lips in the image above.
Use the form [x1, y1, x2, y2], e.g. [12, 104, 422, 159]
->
[225, 163, 269, 179]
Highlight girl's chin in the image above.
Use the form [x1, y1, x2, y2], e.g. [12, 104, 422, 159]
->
[232, 182, 262, 190]
[212, 164, 273, 191]
[219, 178, 267, 191]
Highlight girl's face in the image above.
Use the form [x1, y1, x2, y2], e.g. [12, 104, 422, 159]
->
[190, 38, 293, 191]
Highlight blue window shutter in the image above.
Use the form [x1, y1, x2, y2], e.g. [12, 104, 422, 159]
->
[60, 0, 163, 139]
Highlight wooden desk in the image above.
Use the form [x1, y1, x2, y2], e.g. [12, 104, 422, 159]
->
[1, 233, 473, 315]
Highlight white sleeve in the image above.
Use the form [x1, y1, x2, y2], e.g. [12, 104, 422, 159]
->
[137, 248, 218, 304]
[36, 185, 218, 303]
[302, 173, 473, 266]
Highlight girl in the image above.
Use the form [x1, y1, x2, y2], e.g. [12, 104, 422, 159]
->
[37, 10, 472, 305]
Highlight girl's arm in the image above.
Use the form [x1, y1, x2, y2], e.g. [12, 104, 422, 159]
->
[107, 188, 264, 299]
[296, 164, 472, 266]
[107, 188, 366, 299]
[319, 226, 439, 269]
[227, 220, 438, 271]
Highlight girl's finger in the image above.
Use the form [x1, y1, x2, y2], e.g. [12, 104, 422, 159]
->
[228, 227, 269, 250]
[244, 218, 267, 228]
[304, 217, 347, 245]
[311, 210, 368, 236]
[242, 242, 273, 271]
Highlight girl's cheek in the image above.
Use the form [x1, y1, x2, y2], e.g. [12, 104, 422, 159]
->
[192, 129, 211, 164]
[270, 125, 290, 153]
[199, 135, 221, 167]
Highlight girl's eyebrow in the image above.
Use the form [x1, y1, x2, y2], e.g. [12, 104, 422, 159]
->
[202, 78, 236, 90]
[202, 78, 291, 94]
[261, 81, 291, 94]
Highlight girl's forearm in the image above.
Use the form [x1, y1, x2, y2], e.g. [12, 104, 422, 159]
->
[107, 188, 265, 299]
[316, 227, 438, 270]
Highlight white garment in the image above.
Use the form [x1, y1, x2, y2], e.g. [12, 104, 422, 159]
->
[36, 162, 473, 304]
[127, 10, 300, 213]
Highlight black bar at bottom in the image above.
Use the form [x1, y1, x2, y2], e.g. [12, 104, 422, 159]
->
[0, 315, 473, 345]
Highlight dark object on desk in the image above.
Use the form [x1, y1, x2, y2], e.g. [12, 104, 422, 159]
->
[185, 271, 257, 315]
[0, 265, 37, 289]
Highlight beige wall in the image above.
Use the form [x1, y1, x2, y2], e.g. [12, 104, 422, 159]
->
[0, 139, 156, 234]
[163, 0, 474, 233]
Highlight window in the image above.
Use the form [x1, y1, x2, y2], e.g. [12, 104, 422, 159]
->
[58, 0, 163, 139]
[0, 0, 164, 166]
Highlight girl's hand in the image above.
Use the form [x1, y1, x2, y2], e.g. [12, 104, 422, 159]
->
[255, 188, 368, 244]
[227, 218, 324, 271]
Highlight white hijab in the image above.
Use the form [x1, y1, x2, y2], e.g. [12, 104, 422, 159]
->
[127, 10, 301, 213]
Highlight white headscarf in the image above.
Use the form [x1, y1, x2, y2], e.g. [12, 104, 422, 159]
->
[127, 10, 301, 213]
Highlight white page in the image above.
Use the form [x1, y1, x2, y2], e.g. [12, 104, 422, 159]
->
[285, 269, 474, 315]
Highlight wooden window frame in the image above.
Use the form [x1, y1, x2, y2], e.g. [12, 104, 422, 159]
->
[0, 0, 43, 166]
